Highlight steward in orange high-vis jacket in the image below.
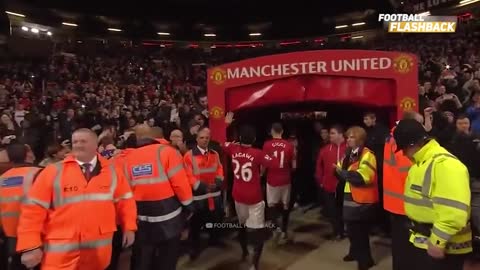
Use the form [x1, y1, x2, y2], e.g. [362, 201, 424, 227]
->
[184, 147, 224, 210]
[0, 143, 42, 270]
[107, 132, 140, 270]
[183, 127, 224, 260]
[106, 144, 136, 270]
[124, 124, 194, 270]
[382, 111, 423, 270]
[0, 144, 41, 238]
[1, 166, 41, 232]
[16, 128, 137, 270]
[184, 133, 224, 212]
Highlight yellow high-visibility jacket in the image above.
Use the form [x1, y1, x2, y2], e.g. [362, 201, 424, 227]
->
[404, 139, 472, 254]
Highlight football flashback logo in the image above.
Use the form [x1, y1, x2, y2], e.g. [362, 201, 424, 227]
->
[379, 14, 457, 33]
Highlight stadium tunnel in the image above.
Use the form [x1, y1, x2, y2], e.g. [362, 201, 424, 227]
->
[230, 95, 395, 205]
[208, 50, 418, 204]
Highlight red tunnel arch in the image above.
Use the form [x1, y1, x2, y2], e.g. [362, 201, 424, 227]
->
[207, 50, 419, 142]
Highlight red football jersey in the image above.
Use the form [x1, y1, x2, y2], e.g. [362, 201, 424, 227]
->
[263, 138, 295, 186]
[223, 142, 273, 204]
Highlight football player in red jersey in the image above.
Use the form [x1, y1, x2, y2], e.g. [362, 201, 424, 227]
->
[224, 112, 272, 270]
[262, 122, 296, 244]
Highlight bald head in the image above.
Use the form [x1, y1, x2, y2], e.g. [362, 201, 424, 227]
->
[134, 124, 153, 140]
[151, 126, 164, 139]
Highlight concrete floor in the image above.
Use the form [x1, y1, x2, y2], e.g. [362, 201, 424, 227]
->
[119, 207, 480, 270]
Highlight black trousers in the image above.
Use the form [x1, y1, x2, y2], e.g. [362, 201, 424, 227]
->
[106, 228, 123, 270]
[323, 191, 344, 236]
[390, 213, 414, 270]
[0, 234, 7, 270]
[132, 235, 182, 270]
[238, 228, 265, 269]
[410, 247, 467, 270]
[346, 221, 374, 267]
[189, 209, 223, 252]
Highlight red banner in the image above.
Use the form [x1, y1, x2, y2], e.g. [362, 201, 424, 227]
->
[208, 50, 418, 142]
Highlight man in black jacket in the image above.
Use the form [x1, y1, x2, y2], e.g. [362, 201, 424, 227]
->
[447, 114, 480, 257]
[447, 114, 480, 179]
[363, 112, 389, 234]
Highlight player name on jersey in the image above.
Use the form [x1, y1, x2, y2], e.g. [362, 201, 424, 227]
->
[270, 142, 287, 148]
[232, 152, 255, 161]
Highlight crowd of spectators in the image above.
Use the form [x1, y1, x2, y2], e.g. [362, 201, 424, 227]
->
[0, 53, 211, 163]
[1, 16, 480, 167]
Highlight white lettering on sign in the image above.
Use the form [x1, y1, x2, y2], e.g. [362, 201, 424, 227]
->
[413, 0, 456, 12]
[331, 58, 392, 72]
[226, 58, 392, 79]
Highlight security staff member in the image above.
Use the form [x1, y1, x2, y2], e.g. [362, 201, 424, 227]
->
[184, 127, 224, 260]
[335, 126, 377, 270]
[124, 124, 194, 270]
[0, 143, 41, 270]
[109, 132, 138, 270]
[383, 111, 423, 270]
[0, 147, 14, 270]
[17, 128, 137, 270]
[393, 119, 471, 270]
[106, 133, 138, 270]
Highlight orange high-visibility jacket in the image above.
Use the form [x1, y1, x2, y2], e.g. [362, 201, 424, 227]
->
[184, 147, 224, 211]
[123, 139, 193, 241]
[110, 148, 134, 174]
[383, 132, 412, 215]
[16, 155, 137, 270]
[109, 148, 135, 225]
[340, 147, 379, 221]
[0, 166, 42, 237]
[156, 138, 169, 144]
[344, 147, 379, 204]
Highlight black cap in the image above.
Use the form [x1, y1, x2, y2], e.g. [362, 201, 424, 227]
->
[393, 119, 428, 152]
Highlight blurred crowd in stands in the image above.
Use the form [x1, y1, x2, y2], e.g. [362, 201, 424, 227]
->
[1, 17, 480, 168]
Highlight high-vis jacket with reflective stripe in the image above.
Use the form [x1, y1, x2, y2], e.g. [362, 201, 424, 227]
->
[184, 147, 224, 211]
[405, 139, 472, 254]
[0, 166, 41, 237]
[383, 132, 412, 215]
[16, 155, 137, 269]
[109, 148, 134, 165]
[110, 148, 134, 226]
[123, 138, 193, 241]
[339, 147, 379, 221]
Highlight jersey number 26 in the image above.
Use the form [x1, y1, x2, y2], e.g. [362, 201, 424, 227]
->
[232, 159, 252, 182]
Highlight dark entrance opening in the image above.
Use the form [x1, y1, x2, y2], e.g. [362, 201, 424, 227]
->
[232, 102, 393, 205]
